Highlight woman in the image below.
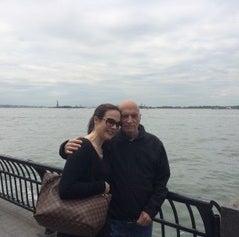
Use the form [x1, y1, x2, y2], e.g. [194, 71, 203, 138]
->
[57, 103, 121, 237]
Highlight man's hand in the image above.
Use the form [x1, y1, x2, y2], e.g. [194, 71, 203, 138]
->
[136, 211, 152, 226]
[65, 137, 82, 154]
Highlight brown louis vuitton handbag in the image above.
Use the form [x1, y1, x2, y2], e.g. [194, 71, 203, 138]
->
[33, 172, 111, 237]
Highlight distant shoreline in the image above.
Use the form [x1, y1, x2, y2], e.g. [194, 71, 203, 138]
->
[0, 105, 238, 109]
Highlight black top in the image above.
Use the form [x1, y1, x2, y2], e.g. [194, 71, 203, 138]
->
[59, 138, 111, 200]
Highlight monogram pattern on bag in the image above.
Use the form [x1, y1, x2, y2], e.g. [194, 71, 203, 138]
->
[34, 172, 111, 237]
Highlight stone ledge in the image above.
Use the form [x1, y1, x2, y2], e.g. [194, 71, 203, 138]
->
[220, 199, 239, 237]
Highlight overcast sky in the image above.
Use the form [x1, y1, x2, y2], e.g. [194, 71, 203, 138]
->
[0, 0, 238, 107]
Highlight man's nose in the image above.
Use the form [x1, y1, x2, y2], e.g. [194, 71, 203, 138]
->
[126, 115, 134, 122]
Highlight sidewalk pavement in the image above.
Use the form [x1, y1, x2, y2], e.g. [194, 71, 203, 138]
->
[0, 198, 56, 237]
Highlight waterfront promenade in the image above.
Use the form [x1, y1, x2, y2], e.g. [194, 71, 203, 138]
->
[0, 198, 55, 237]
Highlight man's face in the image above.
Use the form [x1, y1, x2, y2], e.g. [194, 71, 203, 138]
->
[120, 105, 141, 138]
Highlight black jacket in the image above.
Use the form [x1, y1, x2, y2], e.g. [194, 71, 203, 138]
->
[107, 125, 170, 220]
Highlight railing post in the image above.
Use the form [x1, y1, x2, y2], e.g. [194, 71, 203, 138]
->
[212, 214, 221, 237]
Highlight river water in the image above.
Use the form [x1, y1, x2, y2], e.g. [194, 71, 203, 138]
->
[0, 108, 238, 207]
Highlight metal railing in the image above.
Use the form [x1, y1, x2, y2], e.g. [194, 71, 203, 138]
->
[0, 154, 221, 237]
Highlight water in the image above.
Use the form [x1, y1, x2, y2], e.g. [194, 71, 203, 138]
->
[0, 108, 238, 207]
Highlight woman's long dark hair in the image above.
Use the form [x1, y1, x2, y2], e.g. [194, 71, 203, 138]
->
[87, 103, 120, 134]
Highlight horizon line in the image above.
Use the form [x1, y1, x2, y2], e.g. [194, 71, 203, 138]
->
[0, 104, 238, 109]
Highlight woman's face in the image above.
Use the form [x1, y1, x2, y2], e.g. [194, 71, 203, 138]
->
[96, 110, 121, 141]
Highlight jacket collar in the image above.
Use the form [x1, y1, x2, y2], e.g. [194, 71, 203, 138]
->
[117, 124, 146, 141]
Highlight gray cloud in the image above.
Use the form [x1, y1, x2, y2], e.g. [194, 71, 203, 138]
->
[0, 0, 238, 106]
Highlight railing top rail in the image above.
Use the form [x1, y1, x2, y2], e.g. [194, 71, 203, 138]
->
[0, 154, 62, 173]
[167, 191, 221, 214]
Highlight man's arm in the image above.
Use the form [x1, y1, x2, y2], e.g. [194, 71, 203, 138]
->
[143, 140, 170, 219]
[59, 137, 82, 159]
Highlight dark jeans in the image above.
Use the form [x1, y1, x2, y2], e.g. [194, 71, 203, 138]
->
[110, 219, 153, 237]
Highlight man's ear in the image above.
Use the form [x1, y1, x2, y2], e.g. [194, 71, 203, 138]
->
[139, 113, 142, 122]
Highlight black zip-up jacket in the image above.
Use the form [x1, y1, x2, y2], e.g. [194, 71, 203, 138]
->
[107, 125, 170, 220]
[59, 125, 170, 220]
